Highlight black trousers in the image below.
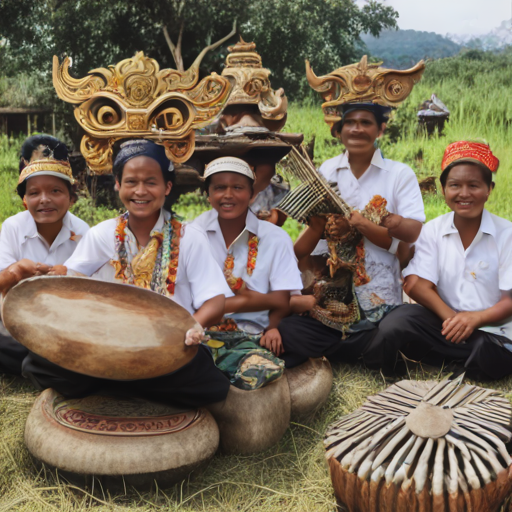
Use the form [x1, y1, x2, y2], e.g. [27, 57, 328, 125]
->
[365, 304, 512, 381]
[22, 344, 231, 409]
[0, 321, 28, 376]
[278, 314, 378, 368]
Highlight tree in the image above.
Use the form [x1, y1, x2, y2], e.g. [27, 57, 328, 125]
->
[0, 0, 398, 101]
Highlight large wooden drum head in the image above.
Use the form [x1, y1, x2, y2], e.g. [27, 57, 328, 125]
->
[2, 276, 198, 380]
[325, 377, 512, 512]
[25, 388, 219, 490]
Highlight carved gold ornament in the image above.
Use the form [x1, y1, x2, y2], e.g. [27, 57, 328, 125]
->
[53, 52, 232, 174]
[306, 55, 425, 132]
[221, 38, 287, 130]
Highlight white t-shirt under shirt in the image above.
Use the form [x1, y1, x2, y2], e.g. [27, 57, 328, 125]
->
[192, 209, 303, 328]
[314, 149, 426, 310]
[403, 209, 512, 341]
[0, 210, 89, 271]
[64, 209, 232, 316]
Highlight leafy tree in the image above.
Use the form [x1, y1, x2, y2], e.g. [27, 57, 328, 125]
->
[0, 0, 397, 98]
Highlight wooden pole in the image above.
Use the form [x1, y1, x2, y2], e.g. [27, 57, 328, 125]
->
[52, 113, 56, 136]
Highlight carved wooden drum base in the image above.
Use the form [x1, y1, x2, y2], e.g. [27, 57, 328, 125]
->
[25, 389, 219, 490]
[208, 376, 291, 455]
[285, 357, 333, 420]
[325, 378, 512, 512]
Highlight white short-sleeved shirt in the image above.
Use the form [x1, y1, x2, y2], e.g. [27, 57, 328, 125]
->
[64, 209, 232, 316]
[313, 149, 425, 310]
[403, 209, 512, 341]
[193, 208, 303, 328]
[0, 210, 89, 272]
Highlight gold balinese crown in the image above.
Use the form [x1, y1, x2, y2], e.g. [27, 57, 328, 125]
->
[19, 144, 75, 185]
[306, 55, 425, 132]
[53, 51, 232, 174]
[221, 37, 287, 130]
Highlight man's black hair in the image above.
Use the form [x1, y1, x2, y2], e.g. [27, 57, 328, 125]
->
[17, 135, 72, 199]
[19, 135, 68, 172]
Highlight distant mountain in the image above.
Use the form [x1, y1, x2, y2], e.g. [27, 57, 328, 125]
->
[362, 29, 462, 69]
[447, 20, 512, 51]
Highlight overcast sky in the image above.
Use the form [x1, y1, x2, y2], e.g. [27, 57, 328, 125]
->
[371, 0, 512, 35]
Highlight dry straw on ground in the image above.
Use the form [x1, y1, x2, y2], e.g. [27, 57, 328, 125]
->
[2, 365, 512, 512]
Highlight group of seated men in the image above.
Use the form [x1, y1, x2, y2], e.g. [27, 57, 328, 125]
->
[0, 99, 510, 410]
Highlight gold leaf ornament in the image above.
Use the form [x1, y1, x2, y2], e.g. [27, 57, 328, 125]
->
[53, 52, 231, 174]
[306, 55, 425, 133]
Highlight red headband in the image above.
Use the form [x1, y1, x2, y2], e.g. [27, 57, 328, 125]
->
[441, 141, 499, 173]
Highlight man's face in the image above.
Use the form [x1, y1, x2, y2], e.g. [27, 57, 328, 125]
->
[339, 110, 385, 155]
[442, 163, 491, 220]
[117, 156, 172, 220]
[25, 175, 72, 226]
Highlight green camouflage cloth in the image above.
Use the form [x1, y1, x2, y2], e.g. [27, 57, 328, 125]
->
[204, 330, 284, 391]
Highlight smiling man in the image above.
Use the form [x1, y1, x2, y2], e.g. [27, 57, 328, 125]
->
[278, 58, 426, 369]
[21, 140, 234, 407]
[0, 135, 88, 376]
[373, 141, 512, 380]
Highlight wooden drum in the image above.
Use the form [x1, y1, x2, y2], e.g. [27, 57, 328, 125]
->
[2, 276, 198, 380]
[325, 377, 512, 512]
[25, 389, 219, 490]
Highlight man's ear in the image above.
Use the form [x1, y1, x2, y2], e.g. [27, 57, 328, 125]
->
[378, 123, 387, 138]
[114, 179, 120, 192]
[165, 181, 172, 196]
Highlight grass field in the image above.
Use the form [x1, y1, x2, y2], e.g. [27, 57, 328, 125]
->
[2, 52, 512, 511]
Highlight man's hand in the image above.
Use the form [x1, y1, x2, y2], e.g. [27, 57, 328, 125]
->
[185, 324, 207, 346]
[442, 312, 482, 344]
[382, 213, 404, 230]
[48, 264, 68, 276]
[347, 211, 368, 230]
[260, 328, 284, 357]
[308, 215, 327, 235]
[326, 214, 350, 239]
[10, 259, 51, 281]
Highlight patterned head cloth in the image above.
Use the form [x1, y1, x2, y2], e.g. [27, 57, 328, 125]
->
[113, 140, 175, 177]
[18, 144, 75, 186]
[441, 141, 499, 173]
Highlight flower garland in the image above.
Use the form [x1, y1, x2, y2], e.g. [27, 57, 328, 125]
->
[112, 212, 182, 296]
[223, 234, 259, 293]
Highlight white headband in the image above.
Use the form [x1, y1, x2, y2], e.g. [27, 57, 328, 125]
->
[204, 157, 255, 181]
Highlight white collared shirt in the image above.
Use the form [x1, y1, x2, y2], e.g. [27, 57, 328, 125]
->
[64, 209, 232, 316]
[403, 209, 512, 341]
[193, 208, 303, 328]
[0, 210, 89, 271]
[314, 149, 425, 309]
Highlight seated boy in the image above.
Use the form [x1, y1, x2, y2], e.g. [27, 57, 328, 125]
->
[22, 140, 233, 407]
[0, 135, 88, 375]
[372, 141, 512, 380]
[193, 157, 303, 355]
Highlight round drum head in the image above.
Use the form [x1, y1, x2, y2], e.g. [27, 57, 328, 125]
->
[2, 276, 198, 380]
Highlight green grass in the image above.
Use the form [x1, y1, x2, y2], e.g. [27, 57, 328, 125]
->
[3, 367, 512, 512]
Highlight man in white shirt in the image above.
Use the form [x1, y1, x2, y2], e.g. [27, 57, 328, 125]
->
[279, 103, 425, 368]
[369, 141, 512, 380]
[0, 135, 88, 376]
[22, 140, 233, 407]
[193, 156, 303, 355]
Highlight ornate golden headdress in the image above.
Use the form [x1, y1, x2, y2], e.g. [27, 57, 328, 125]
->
[53, 51, 232, 174]
[306, 55, 425, 132]
[18, 144, 74, 186]
[221, 38, 287, 131]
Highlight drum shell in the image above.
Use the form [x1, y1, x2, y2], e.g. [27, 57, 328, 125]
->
[25, 389, 219, 490]
[2, 276, 198, 380]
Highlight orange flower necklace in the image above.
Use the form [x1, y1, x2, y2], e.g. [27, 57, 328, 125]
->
[223, 233, 259, 293]
[113, 212, 182, 296]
